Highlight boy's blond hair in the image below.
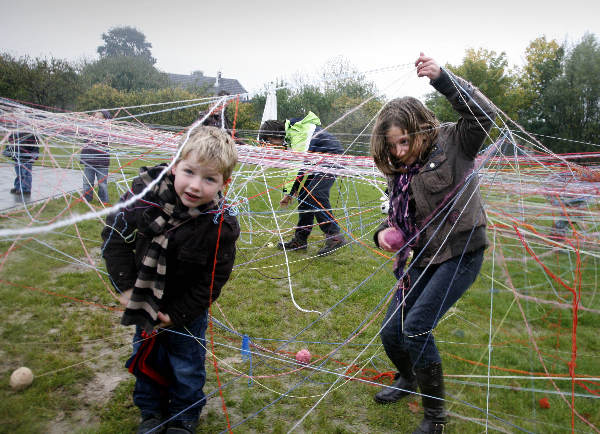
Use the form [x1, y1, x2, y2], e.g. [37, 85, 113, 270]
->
[177, 126, 238, 180]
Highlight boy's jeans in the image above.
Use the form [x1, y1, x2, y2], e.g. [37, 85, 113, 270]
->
[14, 160, 33, 192]
[380, 247, 485, 370]
[132, 312, 208, 422]
[82, 165, 109, 203]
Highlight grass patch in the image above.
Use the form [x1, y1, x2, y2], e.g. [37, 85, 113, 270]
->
[0, 163, 598, 433]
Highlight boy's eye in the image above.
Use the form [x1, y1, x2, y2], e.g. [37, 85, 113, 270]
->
[206, 177, 216, 183]
[184, 168, 194, 175]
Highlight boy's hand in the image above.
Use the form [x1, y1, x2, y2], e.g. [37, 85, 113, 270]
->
[157, 312, 172, 328]
[415, 52, 441, 81]
[280, 194, 293, 208]
[118, 288, 133, 307]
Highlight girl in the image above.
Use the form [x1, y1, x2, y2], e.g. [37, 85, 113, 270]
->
[370, 53, 496, 434]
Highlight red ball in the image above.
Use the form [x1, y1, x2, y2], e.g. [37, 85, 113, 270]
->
[383, 229, 406, 251]
[295, 349, 311, 364]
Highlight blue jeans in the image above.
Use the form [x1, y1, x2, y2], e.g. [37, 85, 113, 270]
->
[380, 247, 485, 370]
[14, 160, 33, 192]
[132, 312, 208, 422]
[82, 165, 109, 203]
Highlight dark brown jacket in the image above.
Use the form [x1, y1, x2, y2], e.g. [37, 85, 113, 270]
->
[101, 166, 239, 326]
[375, 68, 496, 267]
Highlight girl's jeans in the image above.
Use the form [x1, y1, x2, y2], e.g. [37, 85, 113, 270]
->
[380, 247, 485, 370]
[132, 312, 208, 422]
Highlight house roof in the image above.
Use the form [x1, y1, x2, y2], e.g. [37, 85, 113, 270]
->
[167, 71, 247, 96]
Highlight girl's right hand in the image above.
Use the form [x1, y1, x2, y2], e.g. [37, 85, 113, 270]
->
[415, 52, 441, 81]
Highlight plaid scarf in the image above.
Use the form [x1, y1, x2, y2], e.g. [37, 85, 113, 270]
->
[121, 165, 203, 332]
[388, 164, 421, 279]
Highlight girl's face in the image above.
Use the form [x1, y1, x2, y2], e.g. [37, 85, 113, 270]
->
[386, 125, 417, 166]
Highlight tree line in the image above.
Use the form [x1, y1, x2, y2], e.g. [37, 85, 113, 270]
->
[1, 26, 598, 154]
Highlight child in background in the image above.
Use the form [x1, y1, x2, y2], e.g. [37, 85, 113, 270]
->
[370, 53, 496, 433]
[101, 126, 240, 434]
[81, 110, 112, 204]
[259, 112, 347, 256]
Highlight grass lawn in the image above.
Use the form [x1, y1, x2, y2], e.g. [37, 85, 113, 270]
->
[1, 161, 598, 433]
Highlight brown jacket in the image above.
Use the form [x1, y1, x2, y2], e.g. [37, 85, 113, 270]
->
[376, 68, 497, 267]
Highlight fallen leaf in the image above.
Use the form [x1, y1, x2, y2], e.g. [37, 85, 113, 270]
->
[408, 401, 420, 413]
[539, 397, 550, 409]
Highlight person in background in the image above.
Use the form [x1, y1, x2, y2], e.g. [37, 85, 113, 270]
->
[259, 112, 347, 256]
[370, 53, 496, 433]
[81, 110, 112, 205]
[4, 128, 39, 197]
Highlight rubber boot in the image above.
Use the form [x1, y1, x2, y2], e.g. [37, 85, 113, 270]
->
[374, 350, 416, 403]
[413, 362, 447, 434]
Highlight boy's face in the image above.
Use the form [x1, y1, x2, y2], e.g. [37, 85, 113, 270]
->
[171, 156, 225, 208]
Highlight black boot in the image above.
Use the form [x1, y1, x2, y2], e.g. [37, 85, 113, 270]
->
[413, 363, 447, 434]
[374, 350, 416, 403]
[317, 234, 347, 256]
[277, 237, 307, 251]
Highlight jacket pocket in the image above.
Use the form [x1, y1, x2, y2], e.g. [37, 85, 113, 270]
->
[177, 246, 208, 265]
[420, 155, 454, 193]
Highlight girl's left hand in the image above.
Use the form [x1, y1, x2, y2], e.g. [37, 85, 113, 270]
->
[415, 52, 441, 80]
[157, 312, 172, 328]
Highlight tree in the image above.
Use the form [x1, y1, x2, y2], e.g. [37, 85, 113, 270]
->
[541, 33, 600, 153]
[0, 53, 82, 109]
[81, 55, 168, 92]
[425, 48, 523, 124]
[518, 37, 565, 135]
[97, 26, 156, 64]
[249, 58, 383, 154]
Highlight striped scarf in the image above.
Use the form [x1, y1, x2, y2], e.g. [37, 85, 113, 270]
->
[388, 164, 421, 279]
[121, 166, 202, 332]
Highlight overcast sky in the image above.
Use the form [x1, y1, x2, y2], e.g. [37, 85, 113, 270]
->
[2, 0, 598, 99]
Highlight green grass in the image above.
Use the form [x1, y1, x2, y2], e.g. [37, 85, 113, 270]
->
[0, 165, 599, 433]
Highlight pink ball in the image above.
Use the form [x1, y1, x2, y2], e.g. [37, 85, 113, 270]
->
[383, 229, 406, 251]
[295, 349, 311, 364]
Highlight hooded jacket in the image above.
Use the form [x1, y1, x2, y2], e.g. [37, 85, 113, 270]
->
[284, 112, 343, 195]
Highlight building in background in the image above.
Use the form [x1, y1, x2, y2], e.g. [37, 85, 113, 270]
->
[168, 70, 248, 100]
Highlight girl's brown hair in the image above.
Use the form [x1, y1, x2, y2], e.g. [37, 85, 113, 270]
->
[370, 97, 440, 175]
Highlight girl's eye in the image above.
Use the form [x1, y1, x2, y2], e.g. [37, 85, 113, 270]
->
[184, 168, 194, 175]
[206, 177, 216, 183]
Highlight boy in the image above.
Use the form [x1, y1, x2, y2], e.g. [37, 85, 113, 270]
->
[101, 126, 239, 433]
[259, 112, 347, 256]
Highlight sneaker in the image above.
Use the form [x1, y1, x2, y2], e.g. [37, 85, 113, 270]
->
[137, 414, 165, 434]
[277, 238, 307, 251]
[165, 419, 198, 434]
[317, 234, 347, 256]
